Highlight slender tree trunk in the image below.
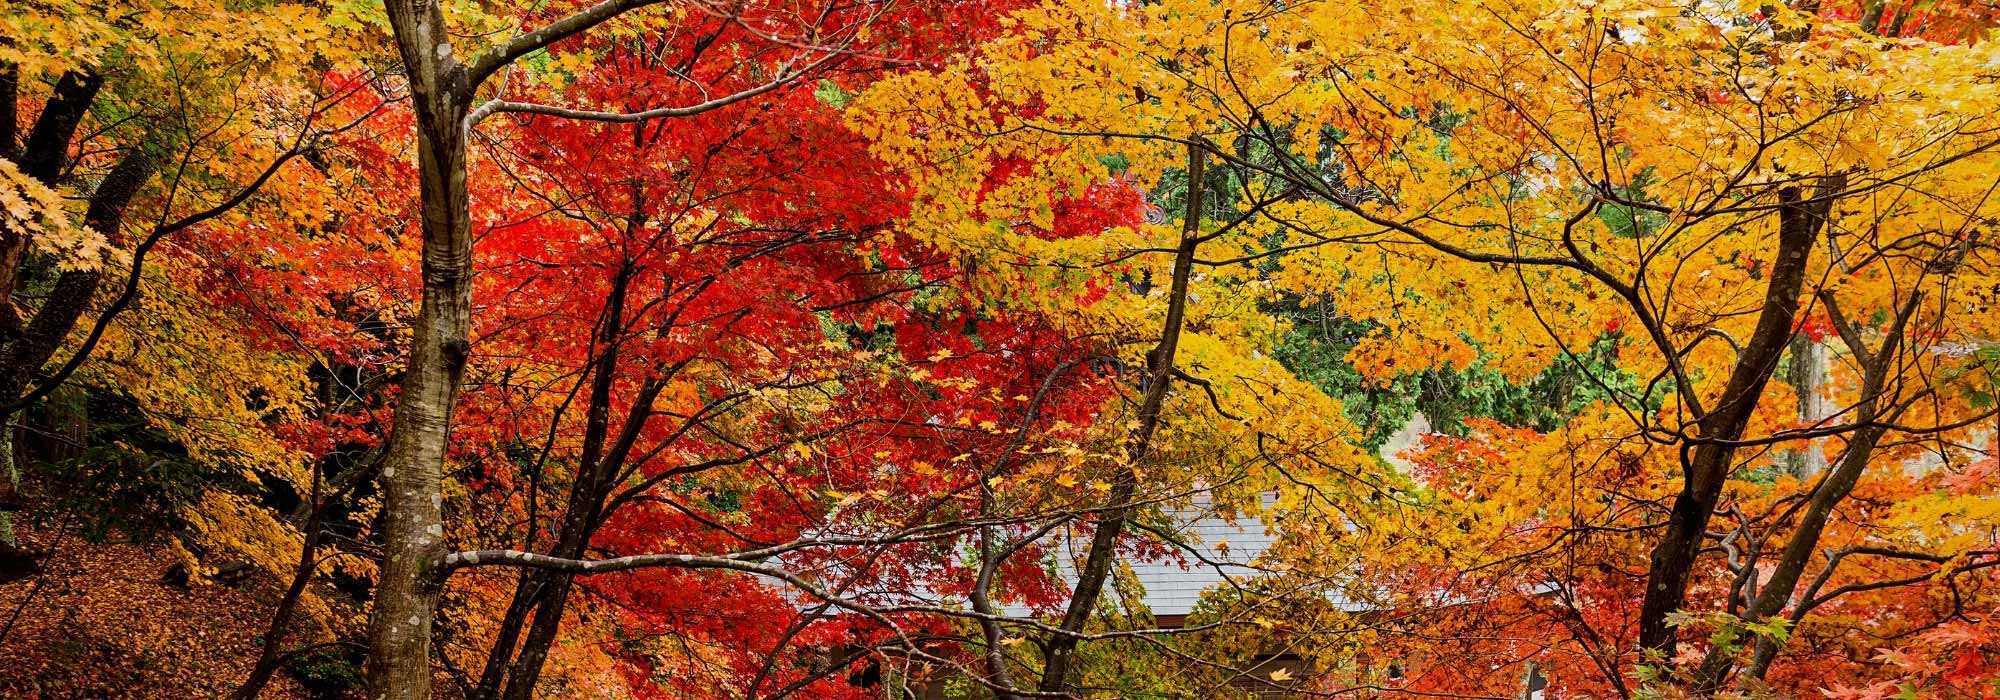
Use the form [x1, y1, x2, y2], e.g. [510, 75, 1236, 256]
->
[1038, 141, 1206, 694]
[1635, 178, 1842, 659]
[240, 448, 386, 699]
[496, 562, 577, 700]
[1783, 337, 1830, 477]
[234, 476, 331, 700]
[469, 572, 548, 700]
[474, 369, 670, 700]
[0, 426, 12, 547]
[367, 3, 475, 696]
[972, 487, 1020, 700]
[1713, 422, 1884, 687]
[1859, 0, 1889, 34]
[495, 265, 632, 700]
[1707, 294, 1916, 687]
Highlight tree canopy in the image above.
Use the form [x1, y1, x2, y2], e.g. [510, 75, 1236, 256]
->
[1, 0, 1996, 699]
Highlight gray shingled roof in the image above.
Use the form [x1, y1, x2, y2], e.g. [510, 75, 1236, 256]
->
[1112, 500, 1283, 617]
[1003, 491, 1365, 619]
[762, 496, 1362, 622]
[770, 415, 1429, 620]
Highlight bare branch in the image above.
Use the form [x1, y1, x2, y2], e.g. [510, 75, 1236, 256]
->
[463, 0, 673, 92]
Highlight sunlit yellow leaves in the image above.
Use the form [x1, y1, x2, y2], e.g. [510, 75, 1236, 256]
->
[86, 267, 317, 480]
[1, 0, 364, 85]
[0, 160, 109, 271]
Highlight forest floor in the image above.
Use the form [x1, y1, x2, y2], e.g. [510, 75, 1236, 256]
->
[0, 521, 317, 700]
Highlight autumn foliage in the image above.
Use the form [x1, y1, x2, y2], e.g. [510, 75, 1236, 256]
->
[0, 0, 1996, 699]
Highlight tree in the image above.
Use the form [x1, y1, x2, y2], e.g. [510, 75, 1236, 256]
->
[850, 0, 2000, 695]
[348, 0, 1407, 695]
[10, 0, 1996, 698]
[360, 1, 1027, 696]
[0, 0, 369, 421]
[0, 0, 376, 598]
[852, 13, 1410, 694]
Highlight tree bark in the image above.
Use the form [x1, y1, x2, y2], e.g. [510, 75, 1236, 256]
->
[1634, 177, 1843, 659]
[973, 489, 1021, 700]
[0, 145, 155, 419]
[1, 71, 103, 322]
[1702, 293, 1915, 688]
[0, 62, 18, 161]
[233, 475, 332, 700]
[12, 71, 101, 186]
[1711, 421, 1883, 686]
[367, 2, 475, 696]
[0, 70, 107, 368]
[1783, 337, 1830, 477]
[468, 571, 549, 700]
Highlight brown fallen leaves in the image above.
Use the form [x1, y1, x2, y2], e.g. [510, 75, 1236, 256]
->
[0, 523, 315, 700]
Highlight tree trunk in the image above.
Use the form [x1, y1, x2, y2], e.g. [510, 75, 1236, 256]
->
[1783, 337, 1830, 477]
[1712, 422, 1884, 687]
[1634, 178, 1842, 659]
[1, 71, 103, 325]
[1038, 141, 1206, 694]
[0, 71, 115, 393]
[972, 491, 1021, 700]
[0, 62, 18, 161]
[233, 477, 331, 700]
[0, 74, 151, 586]
[468, 572, 549, 700]
[1705, 294, 1915, 687]
[366, 2, 475, 696]
[494, 265, 633, 700]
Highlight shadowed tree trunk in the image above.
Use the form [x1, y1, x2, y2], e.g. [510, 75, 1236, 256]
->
[1634, 177, 1843, 659]
[1690, 291, 1919, 689]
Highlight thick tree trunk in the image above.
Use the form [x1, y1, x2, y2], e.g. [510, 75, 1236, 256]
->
[1635, 179, 1842, 659]
[12, 72, 101, 184]
[367, 3, 475, 696]
[364, 119, 471, 699]
[0, 71, 112, 387]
